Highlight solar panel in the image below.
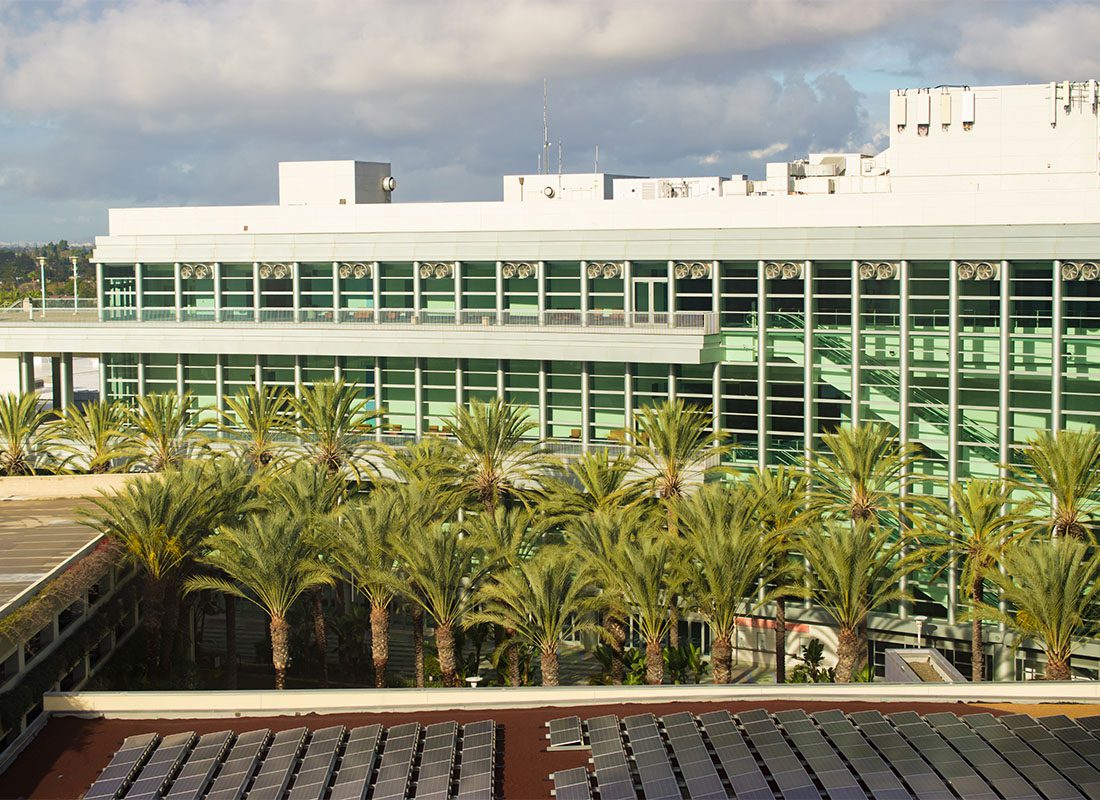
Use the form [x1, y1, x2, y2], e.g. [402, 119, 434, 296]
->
[885, 711, 999, 800]
[962, 713, 1085, 800]
[997, 714, 1100, 797]
[285, 725, 345, 800]
[696, 710, 772, 800]
[1038, 716, 1100, 770]
[202, 729, 270, 800]
[923, 712, 1040, 800]
[552, 767, 594, 800]
[415, 721, 458, 800]
[585, 716, 635, 800]
[660, 712, 724, 800]
[736, 710, 822, 799]
[622, 714, 679, 800]
[773, 710, 864, 800]
[1075, 716, 1100, 737]
[548, 716, 585, 749]
[124, 731, 198, 800]
[372, 722, 421, 800]
[847, 710, 954, 800]
[162, 730, 233, 800]
[456, 720, 496, 800]
[243, 726, 306, 800]
[809, 710, 910, 800]
[83, 732, 160, 800]
[328, 725, 382, 800]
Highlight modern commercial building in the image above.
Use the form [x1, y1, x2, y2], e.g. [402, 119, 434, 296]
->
[2, 81, 1098, 678]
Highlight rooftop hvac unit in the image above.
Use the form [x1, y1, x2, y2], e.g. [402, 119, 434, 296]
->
[587, 261, 623, 280]
[858, 261, 900, 280]
[1061, 261, 1100, 281]
[764, 261, 802, 280]
[673, 261, 711, 280]
[957, 261, 998, 280]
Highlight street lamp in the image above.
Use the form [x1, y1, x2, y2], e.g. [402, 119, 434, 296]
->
[70, 256, 79, 311]
[37, 256, 46, 313]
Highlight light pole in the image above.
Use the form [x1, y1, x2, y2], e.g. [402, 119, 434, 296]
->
[37, 256, 46, 313]
[70, 256, 79, 311]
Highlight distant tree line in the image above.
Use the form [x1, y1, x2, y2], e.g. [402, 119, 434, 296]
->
[0, 243, 95, 306]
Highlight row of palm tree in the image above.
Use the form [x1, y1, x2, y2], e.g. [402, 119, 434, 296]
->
[70, 380, 1100, 687]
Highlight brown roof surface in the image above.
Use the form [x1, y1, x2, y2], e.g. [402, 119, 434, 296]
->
[0, 499, 99, 616]
[4, 699, 1080, 800]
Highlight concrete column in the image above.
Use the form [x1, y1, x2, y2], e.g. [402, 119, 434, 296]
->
[293, 356, 302, 399]
[1052, 259, 1064, 430]
[898, 259, 911, 621]
[581, 361, 591, 452]
[455, 359, 464, 409]
[538, 360, 549, 440]
[580, 262, 589, 327]
[711, 260, 720, 314]
[667, 260, 676, 328]
[137, 356, 147, 396]
[496, 359, 505, 399]
[624, 362, 634, 437]
[711, 361, 722, 436]
[454, 261, 463, 325]
[999, 261, 1012, 470]
[254, 355, 262, 391]
[414, 357, 424, 440]
[174, 263, 183, 322]
[947, 259, 960, 625]
[59, 353, 74, 410]
[213, 262, 222, 323]
[757, 260, 767, 470]
[98, 360, 107, 403]
[176, 355, 185, 397]
[623, 260, 633, 326]
[291, 262, 300, 324]
[668, 363, 677, 402]
[334, 357, 342, 382]
[413, 262, 422, 317]
[50, 357, 62, 410]
[20, 353, 35, 395]
[95, 262, 105, 322]
[252, 262, 261, 322]
[372, 262, 381, 324]
[537, 261, 546, 326]
[134, 262, 144, 322]
[374, 360, 384, 441]
[332, 262, 341, 323]
[850, 260, 861, 426]
[0, 355, 21, 395]
[495, 261, 504, 325]
[215, 355, 225, 414]
[803, 260, 814, 465]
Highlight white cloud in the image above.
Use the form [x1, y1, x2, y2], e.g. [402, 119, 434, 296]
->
[749, 142, 789, 160]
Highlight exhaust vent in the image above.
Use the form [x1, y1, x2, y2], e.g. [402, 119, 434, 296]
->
[957, 261, 999, 281]
[857, 261, 899, 281]
[763, 261, 803, 280]
[586, 261, 624, 280]
[419, 262, 455, 280]
[672, 261, 712, 280]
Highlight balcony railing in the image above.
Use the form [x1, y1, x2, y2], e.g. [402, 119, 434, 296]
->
[0, 301, 720, 333]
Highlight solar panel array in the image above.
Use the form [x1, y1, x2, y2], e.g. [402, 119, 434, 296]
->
[543, 708, 1100, 800]
[81, 719, 496, 800]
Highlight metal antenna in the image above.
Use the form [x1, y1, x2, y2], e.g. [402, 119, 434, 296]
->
[558, 141, 562, 175]
[542, 78, 550, 176]
[594, 144, 599, 173]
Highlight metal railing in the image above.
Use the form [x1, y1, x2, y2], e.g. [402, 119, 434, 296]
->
[0, 304, 720, 333]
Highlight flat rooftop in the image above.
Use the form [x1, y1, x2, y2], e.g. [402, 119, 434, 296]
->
[0, 498, 100, 616]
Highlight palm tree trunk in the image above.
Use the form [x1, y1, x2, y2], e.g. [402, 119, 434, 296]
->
[541, 648, 560, 686]
[668, 604, 680, 649]
[159, 578, 183, 678]
[141, 575, 165, 675]
[437, 622, 458, 687]
[1046, 653, 1071, 681]
[835, 626, 859, 683]
[271, 614, 290, 689]
[645, 638, 664, 685]
[413, 606, 425, 688]
[970, 578, 984, 682]
[604, 614, 626, 685]
[712, 633, 732, 684]
[774, 598, 787, 683]
[506, 627, 521, 686]
[311, 588, 328, 686]
[370, 601, 388, 689]
[224, 594, 238, 689]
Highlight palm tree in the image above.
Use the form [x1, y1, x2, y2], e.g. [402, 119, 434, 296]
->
[385, 436, 463, 492]
[394, 519, 495, 686]
[186, 510, 335, 689]
[446, 397, 551, 512]
[542, 449, 647, 520]
[0, 391, 52, 475]
[290, 379, 383, 480]
[49, 399, 134, 474]
[221, 385, 291, 468]
[85, 460, 256, 675]
[627, 398, 726, 646]
[470, 547, 598, 686]
[604, 529, 675, 685]
[800, 521, 923, 682]
[744, 466, 812, 683]
[125, 391, 208, 471]
[942, 478, 1032, 681]
[1016, 429, 1100, 540]
[675, 482, 795, 683]
[983, 537, 1100, 680]
[331, 487, 405, 687]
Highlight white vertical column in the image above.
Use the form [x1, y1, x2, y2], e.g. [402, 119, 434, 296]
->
[947, 259, 960, 625]
[176, 355, 185, 396]
[134, 262, 144, 322]
[20, 353, 35, 395]
[137, 356, 147, 396]
[95, 262, 105, 322]
[98, 359, 107, 402]
[495, 261, 504, 325]
[374, 359, 384, 442]
[711, 260, 720, 314]
[455, 359, 464, 409]
[538, 360, 549, 440]
[412, 262, 422, 318]
[668, 364, 677, 402]
[414, 357, 423, 441]
[215, 355, 225, 414]
[898, 259, 911, 620]
[537, 261, 546, 326]
[291, 262, 300, 323]
[372, 262, 381, 324]
[254, 355, 262, 390]
[623, 260, 633, 326]
[334, 357, 342, 382]
[496, 359, 505, 399]
[667, 259, 676, 327]
[173, 263, 183, 322]
[213, 262, 223, 323]
[711, 361, 722, 436]
[332, 262, 341, 323]
[803, 260, 814, 464]
[252, 262, 261, 322]
[581, 361, 591, 453]
[999, 261, 1012, 469]
[850, 260, 861, 426]
[1052, 259, 1064, 431]
[624, 362, 634, 437]
[454, 261, 463, 325]
[579, 262, 589, 327]
[293, 355, 303, 398]
[757, 260, 767, 470]
[59, 354, 74, 410]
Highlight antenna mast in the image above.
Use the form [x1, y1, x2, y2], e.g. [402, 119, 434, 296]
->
[594, 144, 599, 173]
[542, 78, 550, 176]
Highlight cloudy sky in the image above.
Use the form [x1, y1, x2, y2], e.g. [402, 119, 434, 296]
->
[1, 0, 1097, 241]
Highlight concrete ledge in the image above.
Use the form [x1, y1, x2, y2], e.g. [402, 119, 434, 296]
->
[43, 681, 1100, 720]
[0, 473, 151, 500]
